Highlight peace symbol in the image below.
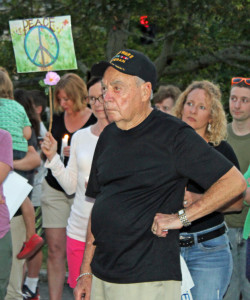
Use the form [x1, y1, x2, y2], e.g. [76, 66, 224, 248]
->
[24, 25, 59, 67]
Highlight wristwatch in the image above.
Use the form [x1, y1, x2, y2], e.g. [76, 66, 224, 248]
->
[178, 209, 191, 227]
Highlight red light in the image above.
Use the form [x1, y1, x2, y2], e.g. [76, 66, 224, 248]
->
[140, 16, 149, 28]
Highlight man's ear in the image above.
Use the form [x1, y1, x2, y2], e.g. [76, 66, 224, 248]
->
[142, 82, 152, 102]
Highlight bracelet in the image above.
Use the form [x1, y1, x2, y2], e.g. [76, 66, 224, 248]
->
[76, 272, 93, 282]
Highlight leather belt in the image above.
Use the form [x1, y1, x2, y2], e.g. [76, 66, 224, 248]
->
[180, 225, 226, 247]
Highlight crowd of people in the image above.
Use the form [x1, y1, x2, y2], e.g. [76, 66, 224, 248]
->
[0, 49, 249, 300]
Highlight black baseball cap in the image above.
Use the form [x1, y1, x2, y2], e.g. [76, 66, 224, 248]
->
[91, 49, 157, 90]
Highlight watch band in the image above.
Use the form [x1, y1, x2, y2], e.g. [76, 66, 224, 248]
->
[178, 209, 191, 227]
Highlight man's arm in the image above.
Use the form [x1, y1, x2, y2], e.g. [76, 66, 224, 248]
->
[218, 194, 243, 212]
[13, 146, 41, 171]
[152, 166, 246, 237]
[74, 214, 96, 300]
[184, 190, 243, 213]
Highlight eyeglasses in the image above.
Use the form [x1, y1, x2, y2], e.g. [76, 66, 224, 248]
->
[231, 77, 250, 86]
[86, 95, 104, 105]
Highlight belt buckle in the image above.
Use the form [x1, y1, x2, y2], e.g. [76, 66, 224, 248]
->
[179, 236, 194, 247]
[180, 236, 192, 240]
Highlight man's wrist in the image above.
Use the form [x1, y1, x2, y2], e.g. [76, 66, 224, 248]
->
[177, 209, 191, 227]
[76, 272, 93, 282]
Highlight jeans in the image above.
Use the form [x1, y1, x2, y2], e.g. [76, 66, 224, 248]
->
[180, 223, 232, 300]
[247, 239, 250, 282]
[223, 228, 250, 300]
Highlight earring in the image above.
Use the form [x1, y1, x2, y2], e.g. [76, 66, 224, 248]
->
[207, 123, 211, 132]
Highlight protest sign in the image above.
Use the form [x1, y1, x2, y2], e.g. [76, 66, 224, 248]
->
[9, 15, 77, 73]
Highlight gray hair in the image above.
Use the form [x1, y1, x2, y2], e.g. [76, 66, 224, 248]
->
[135, 76, 153, 100]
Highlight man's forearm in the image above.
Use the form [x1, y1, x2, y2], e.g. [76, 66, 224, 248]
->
[218, 193, 243, 213]
[80, 216, 96, 274]
[74, 215, 96, 300]
[153, 166, 246, 237]
[186, 166, 246, 222]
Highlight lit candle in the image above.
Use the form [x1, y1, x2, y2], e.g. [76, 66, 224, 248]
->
[61, 134, 69, 159]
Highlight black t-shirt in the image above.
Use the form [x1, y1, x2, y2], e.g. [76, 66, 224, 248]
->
[45, 112, 96, 191]
[182, 141, 240, 233]
[86, 109, 233, 284]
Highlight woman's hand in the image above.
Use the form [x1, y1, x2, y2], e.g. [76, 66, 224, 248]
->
[41, 132, 58, 162]
[63, 145, 70, 157]
[183, 189, 202, 208]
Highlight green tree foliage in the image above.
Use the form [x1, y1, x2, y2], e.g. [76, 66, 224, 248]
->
[0, 0, 249, 109]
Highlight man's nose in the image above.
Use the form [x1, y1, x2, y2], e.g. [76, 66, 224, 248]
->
[103, 89, 112, 102]
[234, 99, 241, 108]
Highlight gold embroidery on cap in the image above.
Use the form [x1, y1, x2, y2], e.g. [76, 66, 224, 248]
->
[112, 58, 126, 63]
[110, 62, 125, 71]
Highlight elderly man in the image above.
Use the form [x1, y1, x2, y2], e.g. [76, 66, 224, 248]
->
[74, 49, 246, 300]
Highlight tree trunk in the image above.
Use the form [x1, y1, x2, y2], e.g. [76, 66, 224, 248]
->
[106, 16, 130, 60]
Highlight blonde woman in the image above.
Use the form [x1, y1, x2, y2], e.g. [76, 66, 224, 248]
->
[174, 80, 243, 300]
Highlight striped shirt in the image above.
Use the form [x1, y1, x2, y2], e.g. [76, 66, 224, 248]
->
[0, 98, 31, 152]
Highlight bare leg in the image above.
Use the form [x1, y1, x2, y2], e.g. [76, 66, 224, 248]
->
[46, 227, 67, 300]
[27, 249, 43, 277]
[21, 197, 35, 241]
[22, 250, 43, 294]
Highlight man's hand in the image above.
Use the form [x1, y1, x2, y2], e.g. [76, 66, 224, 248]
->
[151, 213, 183, 237]
[74, 275, 92, 300]
[41, 132, 58, 162]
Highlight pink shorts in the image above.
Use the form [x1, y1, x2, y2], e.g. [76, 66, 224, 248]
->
[66, 236, 86, 288]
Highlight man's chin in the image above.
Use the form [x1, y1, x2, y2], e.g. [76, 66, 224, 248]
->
[106, 111, 118, 122]
[233, 115, 247, 122]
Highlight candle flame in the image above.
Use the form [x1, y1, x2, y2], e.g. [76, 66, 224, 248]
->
[62, 134, 69, 142]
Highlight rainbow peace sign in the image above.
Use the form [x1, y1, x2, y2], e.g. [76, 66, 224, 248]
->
[24, 25, 59, 67]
